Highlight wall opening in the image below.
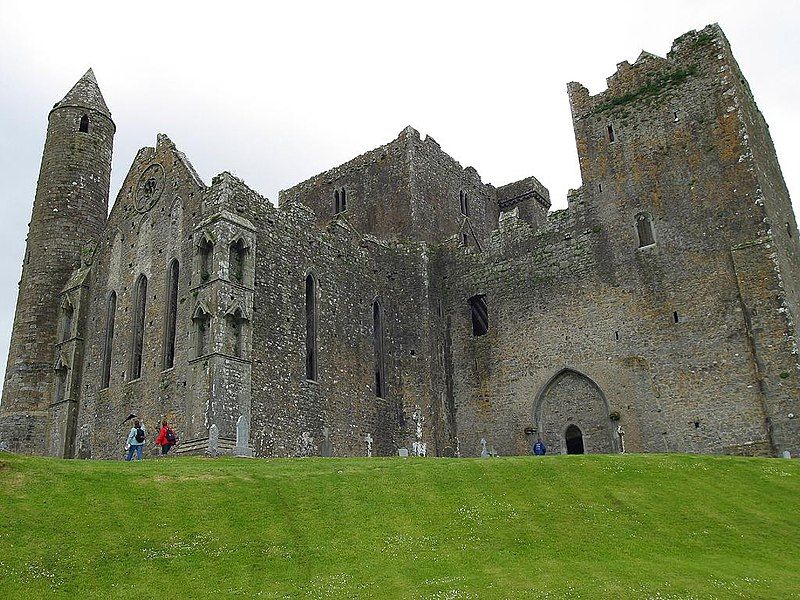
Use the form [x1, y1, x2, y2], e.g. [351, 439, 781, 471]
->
[79, 114, 89, 133]
[341, 187, 347, 212]
[565, 424, 584, 454]
[225, 309, 245, 359]
[163, 260, 179, 370]
[229, 239, 246, 284]
[607, 124, 615, 142]
[305, 273, 318, 381]
[673, 311, 680, 324]
[54, 363, 68, 405]
[130, 274, 148, 380]
[635, 212, 655, 247]
[194, 307, 211, 357]
[788, 223, 793, 239]
[60, 300, 74, 342]
[460, 191, 470, 216]
[198, 237, 213, 282]
[373, 299, 386, 398]
[469, 294, 488, 336]
[101, 291, 116, 388]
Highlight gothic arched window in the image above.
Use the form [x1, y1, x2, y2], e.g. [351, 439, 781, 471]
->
[101, 291, 116, 388]
[130, 274, 147, 380]
[163, 260, 179, 369]
[193, 306, 211, 357]
[305, 273, 318, 381]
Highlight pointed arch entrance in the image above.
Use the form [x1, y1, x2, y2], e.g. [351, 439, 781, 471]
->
[533, 368, 615, 454]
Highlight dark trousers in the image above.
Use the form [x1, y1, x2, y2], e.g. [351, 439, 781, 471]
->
[161, 444, 173, 455]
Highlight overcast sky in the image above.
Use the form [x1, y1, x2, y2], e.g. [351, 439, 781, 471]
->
[1, 0, 799, 386]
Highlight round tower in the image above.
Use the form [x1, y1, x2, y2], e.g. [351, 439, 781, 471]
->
[0, 69, 115, 454]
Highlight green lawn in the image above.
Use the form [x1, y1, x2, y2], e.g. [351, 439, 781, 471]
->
[0, 452, 798, 599]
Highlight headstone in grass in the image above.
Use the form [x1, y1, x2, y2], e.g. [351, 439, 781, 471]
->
[480, 438, 489, 458]
[364, 433, 373, 457]
[206, 424, 219, 457]
[321, 427, 333, 457]
[234, 415, 253, 457]
[784, 451, 792, 459]
[398, 448, 409, 457]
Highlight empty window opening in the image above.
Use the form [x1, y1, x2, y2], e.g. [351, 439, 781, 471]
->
[460, 191, 470, 216]
[54, 364, 68, 405]
[60, 301, 74, 342]
[130, 275, 148, 380]
[607, 124, 615, 142]
[614, 330, 620, 341]
[79, 114, 89, 133]
[636, 212, 655, 247]
[305, 274, 318, 381]
[229, 239, 246, 284]
[101, 291, 116, 388]
[163, 261, 179, 370]
[194, 308, 211, 357]
[462, 232, 469, 247]
[334, 188, 347, 214]
[598, 183, 602, 192]
[673, 111, 679, 122]
[373, 300, 386, 398]
[673, 311, 680, 324]
[788, 223, 793, 239]
[565, 424, 585, 454]
[225, 309, 245, 359]
[469, 294, 488, 336]
[198, 237, 213, 282]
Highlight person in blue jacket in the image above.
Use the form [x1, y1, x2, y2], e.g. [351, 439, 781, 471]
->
[533, 438, 546, 456]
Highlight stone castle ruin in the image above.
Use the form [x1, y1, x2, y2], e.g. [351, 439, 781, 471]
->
[1, 24, 798, 459]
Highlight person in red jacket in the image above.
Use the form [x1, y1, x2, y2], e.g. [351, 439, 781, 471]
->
[155, 420, 177, 455]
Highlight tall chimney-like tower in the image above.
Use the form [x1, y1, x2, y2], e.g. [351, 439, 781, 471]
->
[0, 69, 115, 454]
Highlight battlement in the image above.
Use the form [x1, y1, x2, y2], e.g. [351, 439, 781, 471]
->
[567, 24, 728, 120]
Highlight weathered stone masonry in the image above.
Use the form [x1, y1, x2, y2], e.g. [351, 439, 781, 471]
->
[1, 25, 798, 459]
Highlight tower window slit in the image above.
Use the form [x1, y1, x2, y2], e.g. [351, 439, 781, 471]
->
[469, 294, 488, 336]
[373, 300, 386, 398]
[305, 274, 318, 381]
[607, 124, 615, 142]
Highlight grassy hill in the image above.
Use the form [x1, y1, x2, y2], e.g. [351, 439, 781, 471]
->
[0, 452, 798, 599]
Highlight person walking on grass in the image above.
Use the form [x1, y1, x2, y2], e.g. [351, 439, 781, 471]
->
[125, 419, 146, 461]
[155, 419, 178, 455]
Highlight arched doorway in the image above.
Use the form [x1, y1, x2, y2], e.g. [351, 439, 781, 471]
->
[533, 368, 614, 455]
[565, 424, 584, 454]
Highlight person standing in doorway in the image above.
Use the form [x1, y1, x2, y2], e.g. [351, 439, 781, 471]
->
[125, 419, 146, 461]
[155, 420, 177, 455]
[533, 437, 547, 456]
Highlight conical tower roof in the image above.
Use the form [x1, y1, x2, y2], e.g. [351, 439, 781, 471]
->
[52, 68, 111, 118]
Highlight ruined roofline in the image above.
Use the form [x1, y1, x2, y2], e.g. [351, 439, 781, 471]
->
[567, 23, 726, 118]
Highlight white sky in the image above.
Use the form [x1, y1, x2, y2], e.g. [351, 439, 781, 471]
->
[1, 1, 799, 386]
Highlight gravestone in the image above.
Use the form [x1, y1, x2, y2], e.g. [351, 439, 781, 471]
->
[364, 433, 373, 458]
[234, 415, 253, 457]
[321, 427, 332, 457]
[783, 450, 792, 459]
[397, 448, 409, 457]
[442, 446, 455, 458]
[412, 406, 427, 457]
[480, 438, 489, 458]
[206, 423, 219, 457]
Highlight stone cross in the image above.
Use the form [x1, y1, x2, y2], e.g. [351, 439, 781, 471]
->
[364, 433, 373, 458]
[234, 415, 253, 457]
[617, 424, 626, 454]
[321, 427, 332, 457]
[207, 423, 219, 457]
[480, 437, 489, 458]
[411, 406, 427, 457]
